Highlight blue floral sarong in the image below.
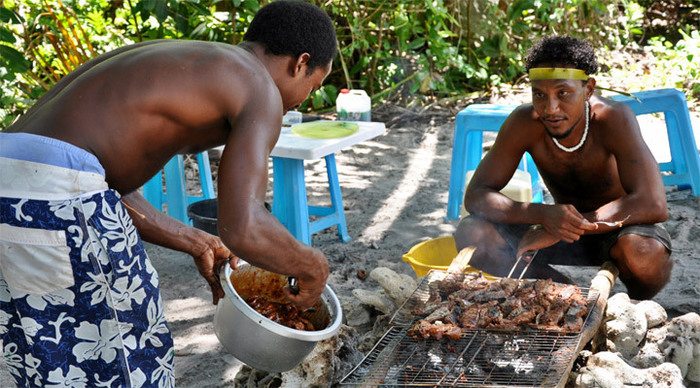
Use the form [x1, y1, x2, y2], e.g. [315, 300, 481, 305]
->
[0, 133, 174, 387]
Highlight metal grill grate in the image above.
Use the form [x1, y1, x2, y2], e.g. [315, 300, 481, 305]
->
[341, 271, 600, 387]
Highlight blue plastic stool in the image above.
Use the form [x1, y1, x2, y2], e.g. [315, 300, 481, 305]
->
[445, 88, 700, 221]
[446, 104, 544, 221]
[142, 152, 215, 224]
[271, 154, 350, 245]
[609, 89, 700, 194]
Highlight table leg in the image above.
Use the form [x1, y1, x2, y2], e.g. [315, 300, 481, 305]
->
[272, 157, 311, 245]
[323, 154, 350, 242]
[446, 121, 469, 221]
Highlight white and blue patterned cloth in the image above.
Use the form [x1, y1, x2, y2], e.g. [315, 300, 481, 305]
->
[0, 133, 174, 387]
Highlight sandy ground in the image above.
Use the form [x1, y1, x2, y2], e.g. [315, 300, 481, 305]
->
[0, 102, 698, 387]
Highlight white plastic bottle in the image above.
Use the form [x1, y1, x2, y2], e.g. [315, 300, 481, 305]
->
[336, 89, 371, 121]
[282, 110, 302, 126]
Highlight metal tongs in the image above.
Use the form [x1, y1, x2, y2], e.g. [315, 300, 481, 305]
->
[507, 249, 538, 279]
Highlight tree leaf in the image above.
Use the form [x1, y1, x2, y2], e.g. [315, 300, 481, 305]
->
[0, 7, 21, 23]
[154, 1, 169, 23]
[409, 38, 425, 50]
[0, 44, 31, 73]
[0, 27, 15, 43]
[140, 0, 157, 11]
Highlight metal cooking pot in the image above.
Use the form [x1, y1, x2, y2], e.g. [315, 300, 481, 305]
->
[213, 263, 342, 372]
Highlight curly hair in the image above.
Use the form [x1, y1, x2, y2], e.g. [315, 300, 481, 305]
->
[244, 1, 337, 73]
[524, 35, 599, 75]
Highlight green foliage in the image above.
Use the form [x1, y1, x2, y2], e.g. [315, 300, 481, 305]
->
[644, 29, 700, 98]
[1, 0, 698, 125]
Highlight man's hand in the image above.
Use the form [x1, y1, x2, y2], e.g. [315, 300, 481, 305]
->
[541, 204, 598, 242]
[189, 229, 238, 305]
[284, 252, 329, 309]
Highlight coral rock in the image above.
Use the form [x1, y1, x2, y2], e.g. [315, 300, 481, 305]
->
[605, 293, 647, 359]
[662, 312, 700, 382]
[573, 351, 685, 387]
[369, 267, 417, 304]
[339, 295, 371, 327]
[281, 325, 363, 386]
[352, 288, 395, 314]
[635, 300, 667, 328]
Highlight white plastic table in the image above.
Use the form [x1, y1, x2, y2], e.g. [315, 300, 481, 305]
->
[271, 121, 386, 245]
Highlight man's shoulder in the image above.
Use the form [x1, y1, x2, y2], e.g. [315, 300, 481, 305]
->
[591, 96, 636, 127]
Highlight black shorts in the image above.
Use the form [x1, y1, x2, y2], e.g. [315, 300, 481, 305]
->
[493, 222, 672, 266]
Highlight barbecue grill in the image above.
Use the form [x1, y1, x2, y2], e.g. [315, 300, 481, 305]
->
[341, 265, 617, 387]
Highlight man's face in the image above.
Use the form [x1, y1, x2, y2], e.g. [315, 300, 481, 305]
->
[281, 61, 332, 113]
[531, 78, 590, 139]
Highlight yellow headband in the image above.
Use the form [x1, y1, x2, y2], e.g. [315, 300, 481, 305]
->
[529, 67, 589, 81]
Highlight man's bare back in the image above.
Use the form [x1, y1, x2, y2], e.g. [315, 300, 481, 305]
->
[8, 41, 278, 194]
[6, 37, 334, 308]
[1, 2, 340, 385]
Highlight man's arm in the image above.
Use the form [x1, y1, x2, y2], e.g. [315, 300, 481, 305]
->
[215, 73, 328, 309]
[583, 103, 668, 231]
[122, 191, 236, 305]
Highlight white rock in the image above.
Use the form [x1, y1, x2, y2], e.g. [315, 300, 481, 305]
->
[606, 293, 632, 319]
[660, 332, 694, 378]
[604, 293, 647, 359]
[646, 325, 669, 344]
[573, 366, 623, 388]
[660, 312, 700, 380]
[635, 300, 667, 328]
[667, 312, 700, 340]
[688, 350, 700, 383]
[399, 273, 418, 290]
[630, 340, 664, 368]
[281, 325, 362, 386]
[339, 295, 371, 327]
[352, 288, 395, 315]
[574, 351, 685, 387]
[369, 267, 417, 304]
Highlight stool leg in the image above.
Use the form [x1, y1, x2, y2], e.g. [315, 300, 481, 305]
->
[446, 118, 469, 221]
[272, 157, 311, 245]
[196, 151, 216, 200]
[664, 111, 686, 177]
[524, 153, 543, 203]
[164, 155, 190, 225]
[324, 154, 351, 242]
[142, 171, 164, 211]
[667, 105, 700, 195]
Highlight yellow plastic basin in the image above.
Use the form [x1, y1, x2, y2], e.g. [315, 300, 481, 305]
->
[400, 236, 459, 277]
[402, 235, 496, 278]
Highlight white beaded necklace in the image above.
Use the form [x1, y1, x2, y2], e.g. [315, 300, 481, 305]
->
[552, 101, 589, 153]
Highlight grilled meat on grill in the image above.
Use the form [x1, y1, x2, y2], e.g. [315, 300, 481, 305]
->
[407, 319, 462, 340]
[408, 275, 590, 339]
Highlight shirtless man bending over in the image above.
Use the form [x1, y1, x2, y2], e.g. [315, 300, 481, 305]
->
[0, 1, 334, 386]
[454, 35, 672, 301]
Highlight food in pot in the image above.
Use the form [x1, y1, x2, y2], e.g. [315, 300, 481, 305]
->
[407, 272, 590, 340]
[246, 296, 315, 331]
[230, 270, 326, 332]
